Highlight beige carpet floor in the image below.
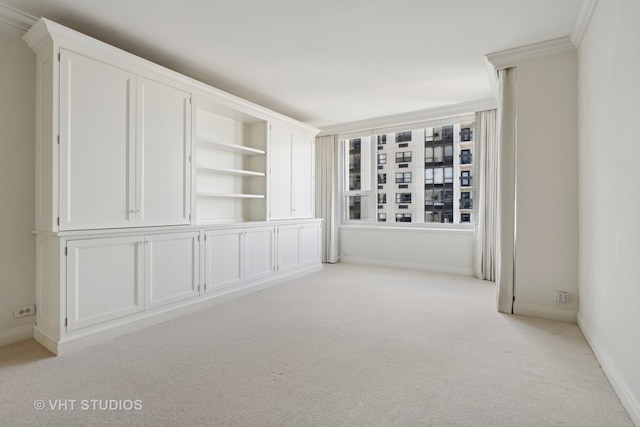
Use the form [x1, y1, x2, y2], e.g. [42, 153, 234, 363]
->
[0, 263, 633, 426]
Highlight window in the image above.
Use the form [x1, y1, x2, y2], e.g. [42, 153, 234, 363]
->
[395, 193, 412, 204]
[396, 131, 412, 143]
[395, 172, 412, 183]
[395, 151, 412, 163]
[341, 116, 475, 226]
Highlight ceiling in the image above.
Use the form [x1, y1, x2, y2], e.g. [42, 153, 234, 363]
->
[4, 0, 584, 129]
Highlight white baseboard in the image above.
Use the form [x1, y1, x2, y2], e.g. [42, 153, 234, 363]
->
[341, 256, 474, 277]
[578, 312, 640, 426]
[0, 324, 34, 347]
[513, 302, 577, 323]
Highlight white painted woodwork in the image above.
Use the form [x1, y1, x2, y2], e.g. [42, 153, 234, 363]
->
[244, 227, 275, 282]
[59, 49, 136, 230]
[291, 132, 315, 219]
[205, 229, 243, 292]
[145, 232, 199, 309]
[66, 236, 144, 331]
[268, 126, 293, 220]
[23, 18, 321, 355]
[137, 77, 191, 226]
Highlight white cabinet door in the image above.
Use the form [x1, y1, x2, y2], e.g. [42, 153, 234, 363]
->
[269, 126, 293, 220]
[277, 224, 301, 273]
[145, 232, 199, 309]
[59, 49, 136, 230]
[244, 227, 275, 282]
[137, 78, 191, 226]
[292, 133, 315, 219]
[66, 236, 144, 331]
[205, 229, 243, 292]
[299, 223, 321, 265]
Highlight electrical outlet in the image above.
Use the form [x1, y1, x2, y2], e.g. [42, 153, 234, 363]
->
[14, 304, 36, 318]
[555, 291, 570, 304]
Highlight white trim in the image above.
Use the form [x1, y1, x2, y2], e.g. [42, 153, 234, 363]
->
[341, 256, 474, 278]
[578, 312, 640, 426]
[513, 301, 577, 323]
[0, 2, 37, 32]
[0, 324, 34, 347]
[486, 37, 576, 71]
[571, 0, 599, 47]
[318, 98, 496, 137]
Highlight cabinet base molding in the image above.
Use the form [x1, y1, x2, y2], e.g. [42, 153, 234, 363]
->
[35, 250, 322, 356]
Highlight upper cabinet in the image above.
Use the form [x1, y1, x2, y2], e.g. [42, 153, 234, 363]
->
[269, 124, 316, 220]
[58, 50, 191, 230]
[23, 18, 318, 233]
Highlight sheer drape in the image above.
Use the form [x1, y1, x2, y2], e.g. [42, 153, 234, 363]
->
[474, 109, 498, 282]
[496, 67, 517, 314]
[315, 134, 340, 263]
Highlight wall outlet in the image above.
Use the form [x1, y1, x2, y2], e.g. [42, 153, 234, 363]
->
[14, 304, 36, 318]
[555, 291, 570, 304]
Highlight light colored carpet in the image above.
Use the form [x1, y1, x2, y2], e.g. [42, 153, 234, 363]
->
[0, 263, 633, 426]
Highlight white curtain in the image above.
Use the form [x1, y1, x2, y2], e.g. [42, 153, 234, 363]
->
[474, 109, 498, 282]
[496, 67, 517, 314]
[315, 134, 340, 263]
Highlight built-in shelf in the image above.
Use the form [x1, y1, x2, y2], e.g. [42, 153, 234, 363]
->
[197, 137, 266, 156]
[196, 192, 266, 199]
[196, 165, 265, 177]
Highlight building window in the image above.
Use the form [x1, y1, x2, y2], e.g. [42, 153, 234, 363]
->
[396, 131, 412, 143]
[395, 213, 412, 222]
[395, 151, 412, 163]
[395, 193, 412, 204]
[395, 172, 412, 183]
[341, 117, 475, 226]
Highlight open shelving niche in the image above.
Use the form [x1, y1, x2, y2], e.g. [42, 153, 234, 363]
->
[194, 96, 268, 224]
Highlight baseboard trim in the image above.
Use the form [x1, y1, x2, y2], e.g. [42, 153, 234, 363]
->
[578, 312, 640, 426]
[341, 256, 474, 277]
[38, 262, 323, 355]
[0, 324, 34, 347]
[513, 302, 577, 323]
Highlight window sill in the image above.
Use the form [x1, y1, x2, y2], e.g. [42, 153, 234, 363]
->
[339, 223, 474, 234]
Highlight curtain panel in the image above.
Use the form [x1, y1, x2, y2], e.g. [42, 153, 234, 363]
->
[315, 134, 340, 263]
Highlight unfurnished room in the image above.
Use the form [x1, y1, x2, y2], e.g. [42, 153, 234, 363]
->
[0, 0, 638, 425]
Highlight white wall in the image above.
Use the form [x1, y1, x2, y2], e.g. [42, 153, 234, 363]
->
[577, 0, 640, 424]
[0, 21, 36, 345]
[512, 51, 579, 322]
[340, 227, 474, 276]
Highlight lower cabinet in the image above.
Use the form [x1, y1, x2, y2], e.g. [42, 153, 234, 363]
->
[34, 219, 321, 354]
[204, 226, 275, 294]
[66, 231, 199, 331]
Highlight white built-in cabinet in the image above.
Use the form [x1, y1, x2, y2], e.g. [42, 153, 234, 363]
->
[24, 18, 322, 355]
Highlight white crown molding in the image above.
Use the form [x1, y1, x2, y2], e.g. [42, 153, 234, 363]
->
[0, 2, 37, 32]
[570, 0, 599, 47]
[486, 36, 576, 71]
[318, 98, 497, 137]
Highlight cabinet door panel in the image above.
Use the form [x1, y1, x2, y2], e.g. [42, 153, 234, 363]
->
[66, 236, 144, 331]
[299, 224, 321, 265]
[269, 126, 292, 220]
[59, 50, 136, 230]
[205, 230, 243, 292]
[146, 232, 199, 309]
[292, 133, 315, 218]
[277, 225, 300, 273]
[245, 227, 275, 282]
[138, 78, 191, 226]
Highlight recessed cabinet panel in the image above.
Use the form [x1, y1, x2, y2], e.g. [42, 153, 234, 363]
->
[59, 50, 136, 230]
[66, 236, 144, 331]
[292, 133, 315, 219]
[205, 229, 243, 292]
[137, 78, 191, 226]
[277, 225, 300, 272]
[145, 232, 199, 309]
[299, 224, 321, 264]
[269, 126, 293, 220]
[245, 227, 275, 282]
